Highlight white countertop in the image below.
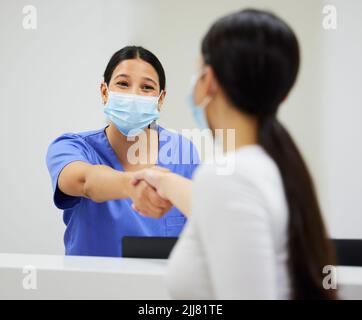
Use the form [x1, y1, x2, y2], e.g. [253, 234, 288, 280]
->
[0, 253, 168, 275]
[0, 253, 170, 299]
[0, 253, 361, 299]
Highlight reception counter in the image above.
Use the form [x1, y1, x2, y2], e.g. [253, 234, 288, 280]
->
[0, 253, 361, 299]
[0, 253, 169, 299]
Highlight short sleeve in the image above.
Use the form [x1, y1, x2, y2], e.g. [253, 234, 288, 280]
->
[46, 133, 91, 210]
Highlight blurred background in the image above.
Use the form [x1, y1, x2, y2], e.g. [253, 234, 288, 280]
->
[0, 0, 361, 255]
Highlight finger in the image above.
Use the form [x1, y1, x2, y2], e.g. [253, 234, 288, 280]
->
[131, 169, 154, 186]
[131, 170, 147, 185]
[141, 202, 163, 218]
[144, 200, 172, 218]
[132, 203, 145, 215]
[132, 201, 158, 217]
[133, 182, 163, 217]
[146, 186, 171, 208]
[140, 190, 166, 217]
[136, 170, 159, 189]
[131, 178, 141, 186]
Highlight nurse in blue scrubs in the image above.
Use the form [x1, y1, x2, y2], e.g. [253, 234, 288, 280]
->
[46, 46, 199, 257]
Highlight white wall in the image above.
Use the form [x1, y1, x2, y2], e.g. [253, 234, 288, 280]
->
[319, 0, 362, 238]
[0, 0, 360, 255]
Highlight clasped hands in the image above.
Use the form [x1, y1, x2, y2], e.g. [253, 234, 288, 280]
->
[127, 166, 173, 218]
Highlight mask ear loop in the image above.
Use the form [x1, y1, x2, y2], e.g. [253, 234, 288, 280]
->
[194, 69, 212, 110]
[149, 89, 164, 130]
[154, 90, 165, 157]
[154, 89, 164, 120]
[199, 96, 212, 109]
[157, 90, 164, 103]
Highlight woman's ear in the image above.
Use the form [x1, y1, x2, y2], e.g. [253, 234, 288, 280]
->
[157, 90, 166, 111]
[100, 82, 108, 105]
[204, 66, 218, 97]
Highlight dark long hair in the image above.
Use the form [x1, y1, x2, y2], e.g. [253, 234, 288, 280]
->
[103, 46, 166, 92]
[202, 9, 337, 299]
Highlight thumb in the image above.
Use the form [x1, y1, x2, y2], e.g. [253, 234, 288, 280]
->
[130, 170, 146, 186]
[131, 169, 158, 186]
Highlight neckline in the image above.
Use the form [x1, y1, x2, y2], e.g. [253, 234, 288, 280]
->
[234, 144, 265, 156]
[101, 125, 162, 172]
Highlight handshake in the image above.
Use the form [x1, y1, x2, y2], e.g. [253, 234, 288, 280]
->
[127, 166, 177, 219]
[83, 163, 191, 217]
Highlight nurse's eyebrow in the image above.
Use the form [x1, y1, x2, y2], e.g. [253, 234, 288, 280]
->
[114, 74, 158, 86]
[114, 73, 130, 79]
[142, 77, 158, 86]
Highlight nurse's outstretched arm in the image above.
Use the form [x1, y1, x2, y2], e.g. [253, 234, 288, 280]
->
[132, 169, 192, 217]
[58, 161, 172, 217]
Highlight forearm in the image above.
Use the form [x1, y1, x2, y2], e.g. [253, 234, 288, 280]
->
[83, 165, 133, 202]
[161, 173, 192, 217]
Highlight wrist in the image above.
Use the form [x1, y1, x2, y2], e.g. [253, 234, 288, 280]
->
[159, 172, 174, 199]
[121, 171, 135, 198]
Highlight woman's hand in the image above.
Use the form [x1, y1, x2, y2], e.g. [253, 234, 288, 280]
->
[131, 166, 170, 200]
[131, 166, 193, 217]
[127, 176, 172, 219]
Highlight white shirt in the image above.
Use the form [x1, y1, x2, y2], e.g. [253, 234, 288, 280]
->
[166, 145, 290, 299]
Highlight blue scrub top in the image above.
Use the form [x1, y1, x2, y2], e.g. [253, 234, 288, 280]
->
[46, 125, 199, 257]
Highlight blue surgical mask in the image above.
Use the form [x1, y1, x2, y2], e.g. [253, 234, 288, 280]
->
[104, 89, 162, 137]
[186, 72, 212, 129]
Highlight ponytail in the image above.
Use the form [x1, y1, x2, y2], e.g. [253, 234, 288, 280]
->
[259, 116, 337, 299]
[201, 8, 338, 299]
